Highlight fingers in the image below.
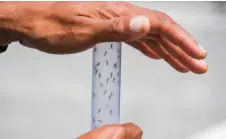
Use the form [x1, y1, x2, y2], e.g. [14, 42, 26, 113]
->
[122, 123, 143, 139]
[146, 39, 189, 73]
[129, 37, 208, 74]
[138, 9, 207, 59]
[77, 123, 143, 139]
[127, 41, 161, 59]
[93, 15, 150, 43]
[94, 8, 208, 62]
[159, 36, 208, 74]
[128, 40, 190, 73]
[157, 21, 207, 59]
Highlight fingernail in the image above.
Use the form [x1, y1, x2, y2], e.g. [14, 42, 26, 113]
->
[200, 60, 207, 66]
[130, 16, 150, 33]
[198, 44, 207, 54]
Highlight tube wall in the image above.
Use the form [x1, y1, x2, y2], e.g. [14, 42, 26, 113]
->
[91, 42, 121, 130]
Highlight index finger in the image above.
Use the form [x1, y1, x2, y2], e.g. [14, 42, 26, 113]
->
[144, 10, 207, 59]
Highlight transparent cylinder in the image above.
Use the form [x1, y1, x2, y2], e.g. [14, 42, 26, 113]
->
[91, 42, 121, 130]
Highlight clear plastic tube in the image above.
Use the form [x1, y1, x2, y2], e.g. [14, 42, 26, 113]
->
[91, 42, 121, 130]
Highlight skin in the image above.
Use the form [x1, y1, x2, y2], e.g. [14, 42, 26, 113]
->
[0, 2, 208, 74]
[0, 2, 208, 138]
[77, 123, 143, 139]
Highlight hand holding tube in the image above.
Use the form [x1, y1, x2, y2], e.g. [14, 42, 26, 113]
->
[0, 2, 208, 74]
[78, 123, 143, 139]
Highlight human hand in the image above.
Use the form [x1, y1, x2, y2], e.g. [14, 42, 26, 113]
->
[77, 123, 142, 139]
[0, 2, 208, 74]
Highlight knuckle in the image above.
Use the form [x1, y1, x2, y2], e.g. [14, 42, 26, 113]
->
[117, 124, 127, 133]
[157, 11, 172, 22]
[108, 18, 121, 34]
[159, 20, 173, 34]
[153, 11, 175, 33]
[123, 123, 143, 137]
[102, 3, 119, 17]
[114, 125, 127, 138]
[177, 35, 185, 48]
[163, 53, 172, 62]
[99, 2, 130, 18]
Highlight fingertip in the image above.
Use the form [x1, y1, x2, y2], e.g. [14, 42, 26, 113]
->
[181, 42, 208, 60]
[197, 64, 208, 74]
[198, 44, 207, 54]
[191, 60, 208, 74]
[199, 53, 208, 60]
[193, 69, 208, 74]
[194, 44, 208, 59]
[199, 60, 208, 74]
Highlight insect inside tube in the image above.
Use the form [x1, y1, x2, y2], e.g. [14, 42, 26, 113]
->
[113, 77, 116, 83]
[109, 93, 113, 100]
[96, 62, 100, 67]
[104, 51, 107, 56]
[103, 90, 107, 95]
[97, 109, 101, 113]
[92, 42, 121, 130]
[95, 68, 98, 75]
[94, 47, 97, 52]
[97, 120, 103, 123]
[110, 44, 113, 49]
[117, 48, 120, 52]
[114, 63, 117, 69]
[117, 72, 120, 76]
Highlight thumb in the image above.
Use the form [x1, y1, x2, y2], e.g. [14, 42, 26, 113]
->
[77, 123, 143, 139]
[94, 15, 150, 43]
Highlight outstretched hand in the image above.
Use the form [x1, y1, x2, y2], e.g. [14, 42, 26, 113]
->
[0, 2, 208, 74]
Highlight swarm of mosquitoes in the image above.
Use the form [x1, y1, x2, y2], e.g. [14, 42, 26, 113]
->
[92, 43, 121, 126]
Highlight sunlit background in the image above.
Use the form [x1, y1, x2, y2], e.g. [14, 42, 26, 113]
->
[0, 2, 226, 139]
